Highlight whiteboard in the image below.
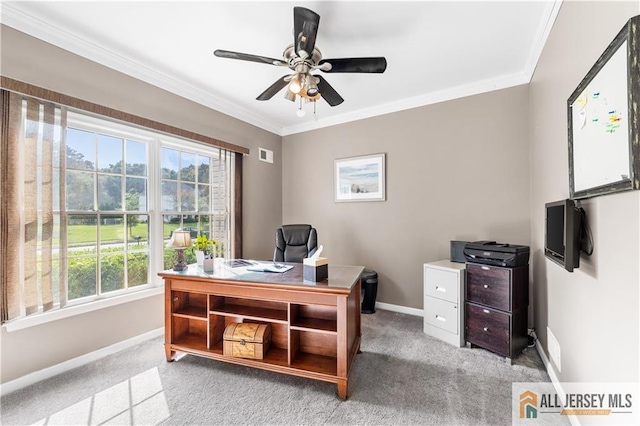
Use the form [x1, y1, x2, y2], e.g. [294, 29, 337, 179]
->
[570, 40, 630, 193]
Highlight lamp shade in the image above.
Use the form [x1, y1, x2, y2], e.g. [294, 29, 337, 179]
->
[167, 230, 192, 248]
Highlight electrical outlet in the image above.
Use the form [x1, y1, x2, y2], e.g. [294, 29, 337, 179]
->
[547, 326, 561, 372]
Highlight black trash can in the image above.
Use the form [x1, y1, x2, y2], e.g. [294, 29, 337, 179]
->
[361, 269, 378, 314]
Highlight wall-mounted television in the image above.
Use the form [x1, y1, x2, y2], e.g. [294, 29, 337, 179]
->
[545, 199, 582, 272]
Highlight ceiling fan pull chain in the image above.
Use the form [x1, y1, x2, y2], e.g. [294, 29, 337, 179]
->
[296, 96, 306, 117]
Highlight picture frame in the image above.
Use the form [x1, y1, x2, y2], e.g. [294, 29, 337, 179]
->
[334, 153, 386, 202]
[568, 15, 639, 199]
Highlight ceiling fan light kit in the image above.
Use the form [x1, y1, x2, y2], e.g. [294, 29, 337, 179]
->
[213, 6, 387, 117]
[284, 90, 296, 102]
[305, 76, 320, 97]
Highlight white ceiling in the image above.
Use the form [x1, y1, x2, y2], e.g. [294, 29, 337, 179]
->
[1, 1, 561, 136]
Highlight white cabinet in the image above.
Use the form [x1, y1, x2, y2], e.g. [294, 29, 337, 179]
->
[423, 260, 466, 347]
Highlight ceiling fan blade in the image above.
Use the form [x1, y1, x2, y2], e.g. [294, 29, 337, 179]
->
[294, 7, 320, 58]
[257, 76, 290, 101]
[319, 57, 387, 73]
[317, 76, 344, 107]
[214, 49, 288, 66]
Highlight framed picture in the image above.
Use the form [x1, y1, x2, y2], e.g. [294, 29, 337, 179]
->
[334, 153, 386, 202]
[568, 15, 639, 199]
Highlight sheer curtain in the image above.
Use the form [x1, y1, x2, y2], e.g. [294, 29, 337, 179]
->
[1, 90, 66, 322]
[212, 148, 232, 258]
[0, 83, 243, 323]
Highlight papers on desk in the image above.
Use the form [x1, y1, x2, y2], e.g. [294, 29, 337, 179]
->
[225, 259, 255, 268]
[221, 259, 293, 274]
[247, 263, 293, 273]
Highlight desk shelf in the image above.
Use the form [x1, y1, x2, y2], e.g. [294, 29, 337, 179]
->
[172, 333, 209, 353]
[210, 304, 288, 323]
[290, 304, 337, 334]
[290, 318, 337, 334]
[210, 296, 288, 323]
[172, 291, 207, 319]
[161, 264, 362, 399]
[291, 352, 338, 377]
[173, 306, 208, 320]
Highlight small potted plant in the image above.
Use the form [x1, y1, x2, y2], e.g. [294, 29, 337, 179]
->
[194, 234, 216, 272]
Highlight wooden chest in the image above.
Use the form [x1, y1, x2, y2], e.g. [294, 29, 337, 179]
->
[223, 323, 271, 359]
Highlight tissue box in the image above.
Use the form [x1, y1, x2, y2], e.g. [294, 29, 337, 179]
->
[303, 257, 328, 282]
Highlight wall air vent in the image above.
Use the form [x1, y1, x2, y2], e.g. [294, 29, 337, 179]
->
[259, 147, 274, 164]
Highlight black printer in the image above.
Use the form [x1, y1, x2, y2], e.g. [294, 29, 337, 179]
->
[463, 241, 530, 267]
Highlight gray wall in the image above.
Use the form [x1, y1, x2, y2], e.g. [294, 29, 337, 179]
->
[5, 0, 640, 389]
[0, 25, 282, 383]
[283, 85, 531, 309]
[529, 0, 639, 383]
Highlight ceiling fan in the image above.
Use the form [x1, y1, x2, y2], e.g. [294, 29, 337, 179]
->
[213, 6, 387, 111]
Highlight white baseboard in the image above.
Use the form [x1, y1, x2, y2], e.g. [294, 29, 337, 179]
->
[3, 302, 418, 395]
[375, 301, 424, 317]
[0, 327, 164, 396]
[535, 339, 580, 426]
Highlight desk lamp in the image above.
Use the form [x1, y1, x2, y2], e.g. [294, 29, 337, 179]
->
[167, 230, 192, 271]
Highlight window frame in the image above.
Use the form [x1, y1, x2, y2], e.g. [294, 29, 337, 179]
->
[1, 81, 245, 329]
[63, 112, 157, 305]
[59, 111, 233, 307]
[159, 140, 232, 264]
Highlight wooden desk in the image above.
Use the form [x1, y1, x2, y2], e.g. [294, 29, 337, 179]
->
[158, 260, 363, 399]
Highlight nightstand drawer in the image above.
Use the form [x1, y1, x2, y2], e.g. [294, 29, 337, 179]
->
[466, 263, 511, 311]
[424, 296, 458, 334]
[424, 267, 458, 303]
[465, 302, 510, 357]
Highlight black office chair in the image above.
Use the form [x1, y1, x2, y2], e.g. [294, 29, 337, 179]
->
[273, 224, 318, 263]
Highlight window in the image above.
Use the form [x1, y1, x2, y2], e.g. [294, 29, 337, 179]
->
[160, 146, 231, 268]
[1, 90, 236, 322]
[64, 119, 151, 301]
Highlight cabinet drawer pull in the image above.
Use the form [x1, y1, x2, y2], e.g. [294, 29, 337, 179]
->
[435, 286, 446, 293]
[173, 297, 179, 302]
[435, 315, 446, 322]
[483, 284, 489, 289]
[481, 266, 490, 270]
[483, 309, 490, 314]
[483, 327, 489, 332]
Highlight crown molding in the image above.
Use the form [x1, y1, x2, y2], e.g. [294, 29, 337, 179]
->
[523, 0, 563, 81]
[282, 73, 530, 136]
[0, 2, 284, 136]
[284, 0, 562, 136]
[2, 2, 561, 138]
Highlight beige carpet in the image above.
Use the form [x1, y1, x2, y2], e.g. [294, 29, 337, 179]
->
[0, 309, 557, 425]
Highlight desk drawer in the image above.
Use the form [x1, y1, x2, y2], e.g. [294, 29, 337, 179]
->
[466, 263, 511, 311]
[424, 267, 458, 303]
[424, 296, 458, 334]
[466, 302, 510, 357]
